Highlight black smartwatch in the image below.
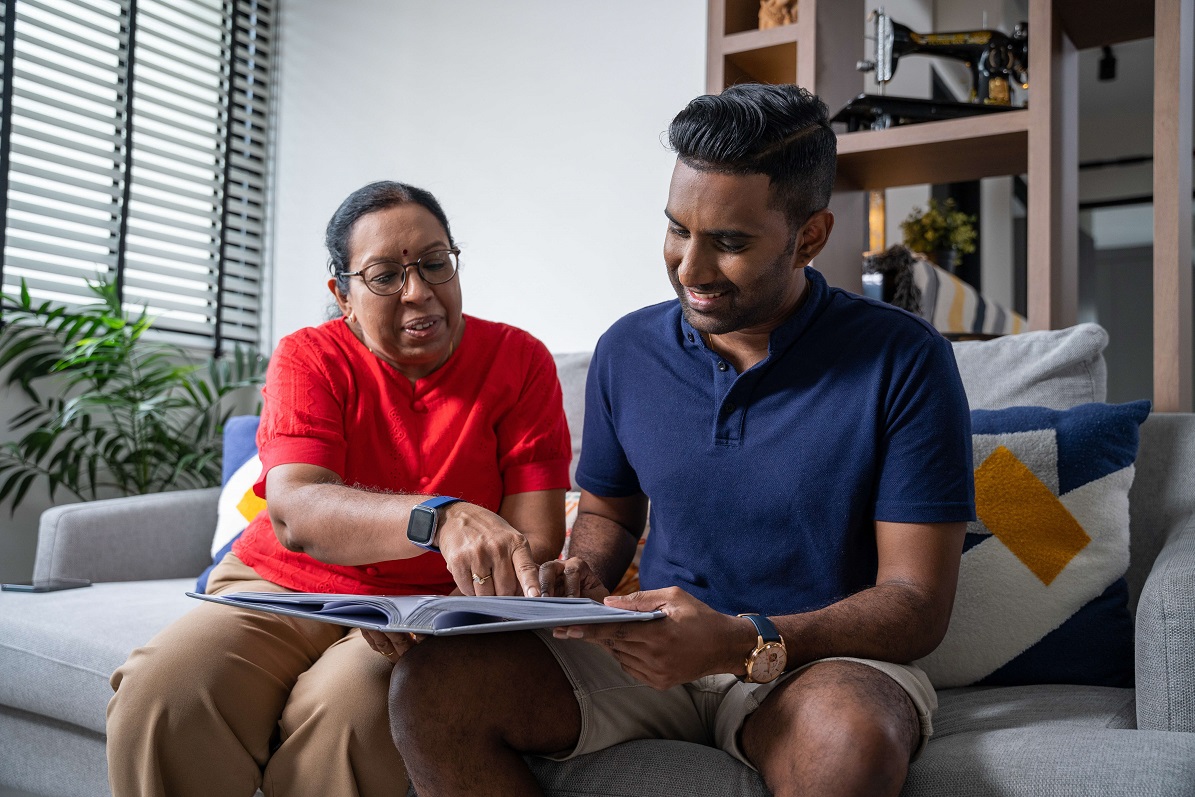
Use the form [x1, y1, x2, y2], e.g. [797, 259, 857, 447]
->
[406, 496, 461, 552]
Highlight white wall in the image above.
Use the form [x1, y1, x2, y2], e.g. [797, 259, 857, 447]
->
[271, 0, 706, 354]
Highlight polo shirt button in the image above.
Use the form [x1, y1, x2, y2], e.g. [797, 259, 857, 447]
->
[687, 332, 695, 342]
[717, 361, 728, 372]
[365, 566, 379, 576]
[412, 400, 427, 413]
[418, 476, 431, 487]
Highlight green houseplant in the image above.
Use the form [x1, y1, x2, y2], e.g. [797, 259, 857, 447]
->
[900, 197, 978, 272]
[0, 278, 267, 512]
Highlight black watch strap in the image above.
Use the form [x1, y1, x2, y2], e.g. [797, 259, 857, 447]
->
[740, 613, 782, 643]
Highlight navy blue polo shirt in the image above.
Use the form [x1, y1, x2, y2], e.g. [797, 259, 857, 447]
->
[576, 267, 975, 618]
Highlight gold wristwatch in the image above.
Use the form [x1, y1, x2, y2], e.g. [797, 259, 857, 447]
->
[738, 613, 787, 684]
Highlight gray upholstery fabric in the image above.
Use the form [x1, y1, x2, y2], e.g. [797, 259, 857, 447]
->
[1127, 414, 1195, 611]
[0, 707, 108, 797]
[528, 740, 769, 797]
[933, 685, 1137, 736]
[0, 579, 195, 733]
[553, 351, 591, 489]
[952, 323, 1108, 410]
[903, 728, 1195, 797]
[34, 487, 219, 582]
[1136, 514, 1195, 732]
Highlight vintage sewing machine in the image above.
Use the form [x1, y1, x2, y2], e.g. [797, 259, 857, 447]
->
[856, 8, 1028, 107]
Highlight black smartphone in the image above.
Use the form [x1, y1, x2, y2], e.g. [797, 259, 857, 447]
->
[1, 577, 92, 593]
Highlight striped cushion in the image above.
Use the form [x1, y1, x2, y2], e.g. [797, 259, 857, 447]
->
[913, 256, 1027, 336]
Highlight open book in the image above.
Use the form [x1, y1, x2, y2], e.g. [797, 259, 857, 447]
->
[187, 591, 664, 635]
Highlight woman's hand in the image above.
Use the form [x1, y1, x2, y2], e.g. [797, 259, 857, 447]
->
[361, 629, 422, 661]
[437, 503, 543, 597]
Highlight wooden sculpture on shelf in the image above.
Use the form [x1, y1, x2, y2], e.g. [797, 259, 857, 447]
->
[759, 0, 797, 29]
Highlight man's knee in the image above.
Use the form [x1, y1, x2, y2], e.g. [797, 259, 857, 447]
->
[744, 661, 921, 784]
[390, 631, 582, 756]
[389, 635, 491, 745]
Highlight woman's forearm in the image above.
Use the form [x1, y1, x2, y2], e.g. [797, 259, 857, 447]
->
[269, 480, 430, 564]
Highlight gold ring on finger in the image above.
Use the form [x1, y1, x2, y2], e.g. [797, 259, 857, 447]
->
[472, 572, 492, 585]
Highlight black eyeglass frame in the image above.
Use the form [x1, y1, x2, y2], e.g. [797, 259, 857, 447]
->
[340, 247, 461, 296]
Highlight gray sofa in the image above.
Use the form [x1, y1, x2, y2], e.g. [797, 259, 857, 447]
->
[2, 324, 1193, 797]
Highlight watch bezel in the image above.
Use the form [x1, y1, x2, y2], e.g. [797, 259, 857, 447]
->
[745, 640, 787, 684]
[407, 504, 439, 547]
[406, 496, 461, 552]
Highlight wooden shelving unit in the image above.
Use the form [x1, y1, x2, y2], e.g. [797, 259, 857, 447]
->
[704, 0, 1193, 410]
[836, 112, 1031, 190]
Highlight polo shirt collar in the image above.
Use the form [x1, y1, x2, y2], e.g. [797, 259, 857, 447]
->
[679, 266, 831, 363]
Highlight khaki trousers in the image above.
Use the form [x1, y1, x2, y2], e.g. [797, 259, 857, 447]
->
[107, 554, 407, 797]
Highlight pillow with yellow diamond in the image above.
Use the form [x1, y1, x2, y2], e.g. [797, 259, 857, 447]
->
[196, 416, 264, 592]
[916, 400, 1150, 689]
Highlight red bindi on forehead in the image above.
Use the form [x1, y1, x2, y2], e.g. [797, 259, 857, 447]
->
[402, 249, 408, 256]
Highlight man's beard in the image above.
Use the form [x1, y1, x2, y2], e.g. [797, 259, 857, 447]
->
[670, 249, 795, 336]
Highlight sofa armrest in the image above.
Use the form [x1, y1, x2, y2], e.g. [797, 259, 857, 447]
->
[33, 487, 220, 583]
[1135, 512, 1195, 731]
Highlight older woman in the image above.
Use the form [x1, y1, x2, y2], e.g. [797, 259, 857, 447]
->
[106, 181, 571, 797]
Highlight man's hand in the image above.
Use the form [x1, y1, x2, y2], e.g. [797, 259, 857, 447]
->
[552, 587, 753, 690]
[537, 556, 610, 601]
[437, 502, 542, 597]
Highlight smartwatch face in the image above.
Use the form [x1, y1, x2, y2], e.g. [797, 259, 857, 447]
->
[407, 505, 438, 546]
[747, 642, 787, 684]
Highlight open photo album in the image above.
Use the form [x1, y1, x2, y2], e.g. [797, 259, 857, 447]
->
[187, 591, 664, 636]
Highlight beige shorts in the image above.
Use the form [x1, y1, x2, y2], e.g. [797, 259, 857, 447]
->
[533, 630, 937, 769]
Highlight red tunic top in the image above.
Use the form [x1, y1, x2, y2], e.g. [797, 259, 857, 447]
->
[232, 315, 572, 594]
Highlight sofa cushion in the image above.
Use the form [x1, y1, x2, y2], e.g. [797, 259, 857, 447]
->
[490, 687, 1157, 797]
[933, 684, 1136, 737]
[526, 739, 769, 797]
[197, 415, 263, 592]
[916, 401, 1150, 689]
[902, 727, 1195, 797]
[0, 579, 196, 734]
[951, 323, 1108, 410]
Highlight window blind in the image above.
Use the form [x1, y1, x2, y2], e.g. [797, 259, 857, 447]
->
[0, 0, 272, 354]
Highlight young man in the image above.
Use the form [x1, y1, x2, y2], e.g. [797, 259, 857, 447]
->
[389, 84, 975, 797]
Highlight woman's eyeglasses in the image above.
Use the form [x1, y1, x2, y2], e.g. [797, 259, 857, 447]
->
[341, 248, 460, 296]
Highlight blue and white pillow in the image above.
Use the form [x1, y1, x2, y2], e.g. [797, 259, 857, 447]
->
[916, 400, 1150, 688]
[196, 415, 263, 592]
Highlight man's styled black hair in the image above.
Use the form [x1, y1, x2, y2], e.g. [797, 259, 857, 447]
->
[667, 83, 836, 230]
[326, 180, 455, 296]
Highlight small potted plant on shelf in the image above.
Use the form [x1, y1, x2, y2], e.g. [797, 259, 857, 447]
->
[899, 197, 977, 273]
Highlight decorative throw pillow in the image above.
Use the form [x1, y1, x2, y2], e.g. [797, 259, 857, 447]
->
[952, 323, 1108, 411]
[196, 416, 263, 592]
[910, 254, 1027, 336]
[915, 400, 1150, 689]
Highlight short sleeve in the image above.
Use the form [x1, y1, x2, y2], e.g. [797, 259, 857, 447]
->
[574, 334, 642, 498]
[873, 334, 976, 522]
[495, 339, 572, 495]
[253, 331, 349, 497]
